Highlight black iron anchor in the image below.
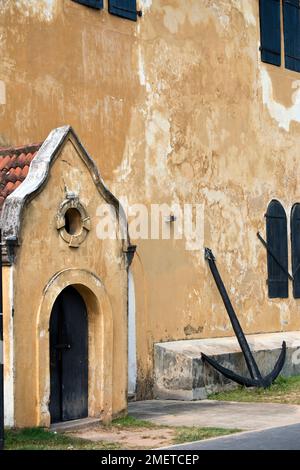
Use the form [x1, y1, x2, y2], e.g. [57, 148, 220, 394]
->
[202, 248, 286, 388]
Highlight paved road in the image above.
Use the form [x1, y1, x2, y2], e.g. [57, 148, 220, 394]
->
[163, 423, 300, 450]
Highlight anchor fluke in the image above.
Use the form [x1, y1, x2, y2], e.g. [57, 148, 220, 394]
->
[201, 352, 260, 388]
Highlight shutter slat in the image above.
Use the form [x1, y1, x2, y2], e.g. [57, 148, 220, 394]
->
[291, 204, 300, 297]
[72, 0, 103, 9]
[259, 0, 281, 66]
[108, 0, 139, 21]
[266, 200, 288, 298]
[283, 0, 300, 72]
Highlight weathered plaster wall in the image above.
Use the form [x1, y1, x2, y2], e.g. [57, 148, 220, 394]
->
[3, 265, 14, 426]
[1, 1, 300, 399]
[10, 137, 128, 427]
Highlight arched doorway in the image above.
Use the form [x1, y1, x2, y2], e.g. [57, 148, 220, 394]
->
[49, 286, 88, 423]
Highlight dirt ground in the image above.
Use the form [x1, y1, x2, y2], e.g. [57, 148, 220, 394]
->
[68, 426, 177, 450]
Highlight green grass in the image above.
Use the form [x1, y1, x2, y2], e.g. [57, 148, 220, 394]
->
[208, 375, 300, 404]
[173, 426, 240, 444]
[111, 415, 157, 428]
[111, 416, 241, 444]
[5, 421, 241, 450]
[4, 427, 120, 450]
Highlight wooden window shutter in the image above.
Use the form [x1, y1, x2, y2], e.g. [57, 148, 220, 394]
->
[283, 0, 300, 72]
[291, 203, 300, 297]
[259, 0, 281, 66]
[72, 0, 103, 9]
[266, 200, 288, 298]
[108, 0, 140, 21]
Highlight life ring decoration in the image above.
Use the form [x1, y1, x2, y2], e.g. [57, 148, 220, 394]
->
[56, 192, 91, 248]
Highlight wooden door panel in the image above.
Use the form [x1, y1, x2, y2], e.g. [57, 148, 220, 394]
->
[49, 286, 88, 423]
[49, 296, 62, 424]
[61, 287, 88, 421]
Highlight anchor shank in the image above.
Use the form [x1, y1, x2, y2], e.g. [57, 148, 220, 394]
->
[205, 248, 262, 381]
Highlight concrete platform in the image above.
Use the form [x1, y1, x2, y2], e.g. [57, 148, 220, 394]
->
[154, 331, 300, 399]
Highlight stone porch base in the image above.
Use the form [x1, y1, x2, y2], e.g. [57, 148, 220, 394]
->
[154, 331, 300, 400]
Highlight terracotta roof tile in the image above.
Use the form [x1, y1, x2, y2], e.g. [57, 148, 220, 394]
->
[21, 165, 29, 179]
[0, 155, 11, 171]
[6, 171, 18, 184]
[0, 143, 42, 211]
[25, 152, 35, 165]
[14, 167, 22, 179]
[17, 153, 27, 166]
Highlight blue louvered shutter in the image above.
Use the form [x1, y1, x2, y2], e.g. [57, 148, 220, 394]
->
[108, 0, 140, 21]
[72, 0, 103, 9]
[283, 0, 300, 72]
[266, 200, 288, 298]
[291, 204, 300, 297]
[259, 0, 281, 66]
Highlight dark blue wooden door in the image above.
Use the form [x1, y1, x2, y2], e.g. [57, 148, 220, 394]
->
[266, 200, 288, 298]
[49, 287, 88, 423]
[291, 203, 300, 298]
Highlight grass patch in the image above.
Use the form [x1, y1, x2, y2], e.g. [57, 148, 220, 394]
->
[111, 415, 157, 429]
[4, 427, 120, 451]
[208, 375, 300, 404]
[5, 422, 242, 450]
[173, 426, 240, 445]
[5, 413, 244, 450]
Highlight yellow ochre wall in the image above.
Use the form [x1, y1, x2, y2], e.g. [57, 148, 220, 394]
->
[1, 1, 300, 400]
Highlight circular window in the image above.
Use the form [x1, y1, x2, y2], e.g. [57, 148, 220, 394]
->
[56, 197, 91, 248]
[65, 208, 82, 236]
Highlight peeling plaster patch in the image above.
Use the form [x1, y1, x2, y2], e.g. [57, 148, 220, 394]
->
[138, 47, 146, 86]
[163, 6, 185, 34]
[15, 0, 56, 22]
[146, 110, 171, 149]
[187, 2, 209, 26]
[210, 2, 230, 28]
[114, 133, 140, 182]
[261, 68, 300, 131]
[137, 45, 150, 90]
[184, 324, 203, 336]
[279, 304, 290, 327]
[202, 188, 246, 261]
[41, 386, 50, 418]
[0, 0, 10, 11]
[246, 309, 254, 327]
[0, 81, 5, 105]
[114, 150, 131, 181]
[202, 188, 227, 205]
[145, 110, 174, 197]
[232, 0, 256, 26]
[114, 43, 147, 182]
[140, 0, 152, 10]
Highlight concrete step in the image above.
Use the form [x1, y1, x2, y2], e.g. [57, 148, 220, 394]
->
[128, 393, 137, 402]
[51, 417, 101, 432]
[154, 331, 300, 400]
